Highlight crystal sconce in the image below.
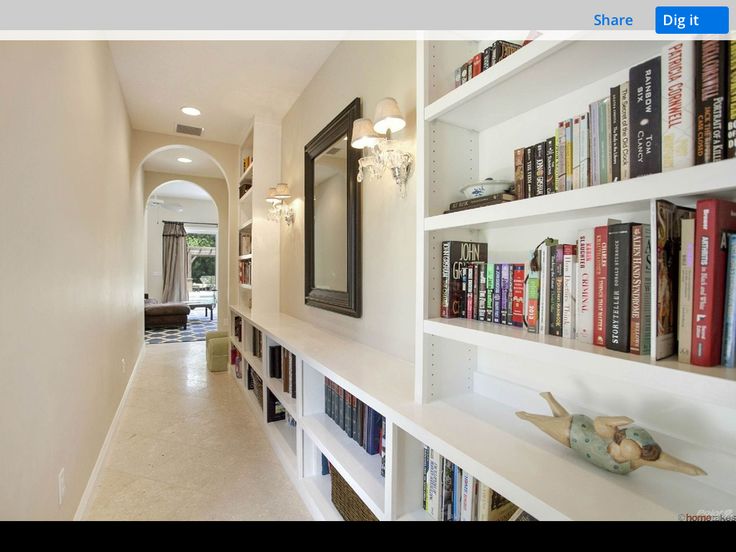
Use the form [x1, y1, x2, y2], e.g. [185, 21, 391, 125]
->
[266, 184, 294, 226]
[350, 97, 414, 199]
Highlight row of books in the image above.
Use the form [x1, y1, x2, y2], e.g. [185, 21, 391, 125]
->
[252, 327, 263, 358]
[510, 40, 735, 202]
[239, 258, 251, 285]
[454, 40, 522, 89]
[230, 345, 242, 379]
[324, 377, 385, 462]
[242, 155, 252, 173]
[239, 232, 251, 257]
[266, 389, 286, 423]
[247, 365, 263, 409]
[268, 344, 297, 400]
[234, 316, 242, 342]
[423, 447, 534, 521]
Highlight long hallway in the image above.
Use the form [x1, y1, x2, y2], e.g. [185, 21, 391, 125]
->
[83, 342, 310, 521]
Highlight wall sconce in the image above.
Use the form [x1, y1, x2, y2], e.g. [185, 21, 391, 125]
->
[266, 184, 295, 226]
[350, 97, 414, 198]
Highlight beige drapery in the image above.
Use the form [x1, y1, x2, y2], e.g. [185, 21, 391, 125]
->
[161, 222, 188, 303]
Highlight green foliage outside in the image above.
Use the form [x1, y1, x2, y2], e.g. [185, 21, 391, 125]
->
[188, 234, 216, 284]
[186, 233, 216, 247]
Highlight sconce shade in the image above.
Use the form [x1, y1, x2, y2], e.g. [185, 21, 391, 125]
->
[274, 183, 291, 200]
[373, 97, 406, 135]
[350, 118, 380, 149]
[266, 187, 280, 204]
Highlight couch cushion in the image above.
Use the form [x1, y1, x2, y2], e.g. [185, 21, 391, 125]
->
[145, 303, 191, 316]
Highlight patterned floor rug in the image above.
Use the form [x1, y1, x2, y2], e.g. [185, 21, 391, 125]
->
[145, 308, 218, 345]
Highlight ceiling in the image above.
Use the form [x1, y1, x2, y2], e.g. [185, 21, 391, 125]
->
[143, 145, 223, 178]
[151, 180, 213, 201]
[109, 41, 338, 145]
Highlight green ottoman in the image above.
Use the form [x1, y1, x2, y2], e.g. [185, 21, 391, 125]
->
[206, 330, 230, 372]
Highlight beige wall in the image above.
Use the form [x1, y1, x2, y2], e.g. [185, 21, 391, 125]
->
[0, 42, 141, 519]
[143, 172, 229, 329]
[280, 42, 417, 361]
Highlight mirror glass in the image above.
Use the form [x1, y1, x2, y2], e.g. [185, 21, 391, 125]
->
[313, 134, 348, 292]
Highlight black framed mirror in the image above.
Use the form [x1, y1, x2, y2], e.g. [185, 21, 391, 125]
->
[304, 97, 362, 317]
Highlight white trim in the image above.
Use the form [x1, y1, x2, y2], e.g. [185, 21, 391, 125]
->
[73, 342, 146, 521]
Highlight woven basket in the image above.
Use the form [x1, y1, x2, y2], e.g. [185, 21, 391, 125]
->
[330, 466, 378, 521]
[252, 371, 264, 409]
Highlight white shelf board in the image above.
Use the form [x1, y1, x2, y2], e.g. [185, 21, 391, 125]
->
[240, 283, 252, 290]
[424, 318, 736, 410]
[398, 509, 434, 522]
[301, 413, 385, 519]
[239, 218, 253, 232]
[229, 335, 245, 356]
[266, 380, 297, 418]
[240, 312, 414, 420]
[301, 474, 343, 521]
[425, 39, 666, 132]
[229, 304, 251, 320]
[398, 391, 735, 521]
[244, 351, 263, 380]
[267, 418, 297, 457]
[238, 163, 253, 186]
[425, 158, 736, 231]
[238, 254, 252, 261]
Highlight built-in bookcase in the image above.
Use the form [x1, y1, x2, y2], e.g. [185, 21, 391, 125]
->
[416, 37, 736, 520]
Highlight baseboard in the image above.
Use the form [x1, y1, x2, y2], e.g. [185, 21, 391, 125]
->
[73, 342, 146, 521]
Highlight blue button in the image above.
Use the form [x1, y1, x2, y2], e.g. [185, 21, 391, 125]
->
[655, 6, 730, 34]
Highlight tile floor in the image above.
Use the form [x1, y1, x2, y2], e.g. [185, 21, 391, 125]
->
[83, 341, 310, 521]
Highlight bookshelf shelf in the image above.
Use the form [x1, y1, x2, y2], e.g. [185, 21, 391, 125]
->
[244, 351, 263, 380]
[301, 413, 385, 519]
[238, 254, 252, 261]
[424, 318, 736, 409]
[239, 162, 254, 186]
[425, 39, 665, 132]
[239, 219, 253, 232]
[266, 380, 297, 417]
[301, 475, 343, 521]
[229, 335, 244, 356]
[424, 158, 736, 231]
[265, 421, 298, 479]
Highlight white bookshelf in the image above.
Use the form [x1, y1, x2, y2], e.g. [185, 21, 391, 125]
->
[415, 37, 736, 521]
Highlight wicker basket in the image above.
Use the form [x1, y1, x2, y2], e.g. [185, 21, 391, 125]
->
[330, 466, 378, 521]
[251, 370, 264, 409]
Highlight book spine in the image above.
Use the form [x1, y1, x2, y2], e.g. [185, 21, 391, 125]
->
[460, 472, 474, 521]
[513, 148, 525, 199]
[527, 275, 540, 333]
[427, 449, 440, 520]
[728, 41, 736, 159]
[610, 85, 621, 181]
[564, 119, 573, 190]
[580, 113, 589, 188]
[576, 229, 595, 343]
[472, 53, 482, 77]
[466, 264, 474, 320]
[479, 262, 487, 321]
[599, 98, 610, 183]
[545, 136, 555, 195]
[678, 218, 695, 363]
[641, 224, 652, 356]
[493, 264, 502, 323]
[629, 56, 662, 177]
[486, 263, 494, 322]
[500, 264, 510, 325]
[423, 446, 429, 511]
[549, 246, 564, 336]
[662, 41, 695, 171]
[620, 82, 630, 180]
[533, 141, 545, 197]
[691, 200, 736, 365]
[607, 223, 633, 352]
[722, 234, 736, 367]
[524, 146, 534, 199]
[472, 262, 480, 320]
[441, 241, 451, 318]
[477, 483, 490, 522]
[344, 391, 353, 438]
[512, 264, 525, 327]
[589, 101, 600, 186]
[630, 224, 644, 354]
[572, 116, 581, 189]
[562, 244, 577, 339]
[539, 244, 550, 335]
[442, 459, 453, 521]
[555, 123, 566, 192]
[482, 47, 492, 71]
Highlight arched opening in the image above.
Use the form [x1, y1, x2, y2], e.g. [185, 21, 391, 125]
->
[137, 143, 231, 340]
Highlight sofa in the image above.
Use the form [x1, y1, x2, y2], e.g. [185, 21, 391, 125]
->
[144, 297, 191, 329]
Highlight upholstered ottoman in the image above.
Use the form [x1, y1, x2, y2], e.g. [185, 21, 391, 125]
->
[144, 300, 191, 329]
[206, 331, 229, 372]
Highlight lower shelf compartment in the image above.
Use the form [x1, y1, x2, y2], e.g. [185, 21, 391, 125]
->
[301, 474, 343, 521]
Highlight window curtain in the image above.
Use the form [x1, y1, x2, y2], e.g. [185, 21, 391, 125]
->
[161, 222, 189, 303]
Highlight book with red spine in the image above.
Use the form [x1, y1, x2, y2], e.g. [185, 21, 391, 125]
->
[511, 264, 525, 327]
[593, 225, 609, 346]
[691, 199, 736, 366]
[472, 53, 483, 77]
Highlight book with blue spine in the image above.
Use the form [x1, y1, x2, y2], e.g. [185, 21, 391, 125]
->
[721, 233, 736, 367]
[452, 463, 462, 521]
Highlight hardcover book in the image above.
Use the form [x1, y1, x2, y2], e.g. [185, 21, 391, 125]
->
[630, 224, 652, 355]
[545, 136, 556, 195]
[576, 229, 594, 343]
[440, 241, 488, 318]
[610, 85, 621, 182]
[722, 234, 736, 367]
[493, 263, 502, 324]
[549, 245, 564, 336]
[598, 98, 610, 183]
[691, 199, 736, 366]
[533, 141, 546, 197]
[500, 264, 510, 325]
[607, 223, 634, 352]
[564, 119, 573, 190]
[472, 53, 482, 77]
[526, 276, 540, 333]
[479, 262, 487, 321]
[556, 123, 566, 192]
[662, 41, 695, 171]
[572, 116, 581, 188]
[514, 148, 525, 199]
[512, 264, 525, 327]
[524, 145, 534, 199]
[629, 56, 662, 178]
[695, 41, 727, 164]
[678, 218, 696, 363]
[620, 82, 631, 180]
[444, 193, 515, 214]
[482, 47, 492, 71]
[589, 101, 600, 185]
[728, 41, 735, 159]
[562, 244, 577, 339]
[655, 200, 695, 359]
[579, 113, 590, 188]
[539, 238, 558, 336]
[486, 263, 495, 322]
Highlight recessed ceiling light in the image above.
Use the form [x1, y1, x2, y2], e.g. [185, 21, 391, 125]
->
[181, 106, 201, 116]
[177, 157, 193, 163]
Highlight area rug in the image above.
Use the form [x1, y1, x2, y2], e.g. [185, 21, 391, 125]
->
[145, 308, 218, 345]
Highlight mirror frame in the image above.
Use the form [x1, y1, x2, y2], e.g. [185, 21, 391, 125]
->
[304, 97, 362, 318]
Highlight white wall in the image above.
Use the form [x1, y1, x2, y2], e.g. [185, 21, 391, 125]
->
[0, 42, 141, 519]
[280, 41, 417, 361]
[145, 194, 218, 302]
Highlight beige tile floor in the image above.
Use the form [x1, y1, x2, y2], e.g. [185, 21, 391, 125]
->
[84, 341, 311, 521]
